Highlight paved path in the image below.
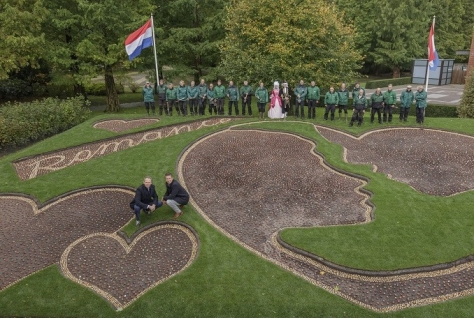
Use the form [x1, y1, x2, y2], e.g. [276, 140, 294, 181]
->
[364, 84, 464, 106]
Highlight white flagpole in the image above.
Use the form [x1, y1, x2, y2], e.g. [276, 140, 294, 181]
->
[150, 14, 160, 84]
[425, 16, 436, 92]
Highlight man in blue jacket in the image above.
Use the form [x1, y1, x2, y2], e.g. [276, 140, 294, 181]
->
[129, 176, 163, 226]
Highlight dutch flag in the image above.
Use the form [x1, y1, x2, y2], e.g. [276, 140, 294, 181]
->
[125, 20, 153, 61]
[428, 21, 439, 71]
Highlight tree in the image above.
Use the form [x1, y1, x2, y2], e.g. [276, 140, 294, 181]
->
[458, 73, 474, 118]
[219, 0, 363, 88]
[0, 0, 47, 79]
[41, 0, 155, 112]
[152, 0, 227, 82]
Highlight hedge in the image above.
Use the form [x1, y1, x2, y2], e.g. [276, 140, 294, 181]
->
[0, 96, 91, 149]
[365, 77, 412, 89]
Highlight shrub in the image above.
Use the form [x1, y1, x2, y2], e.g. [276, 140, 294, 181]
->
[0, 96, 91, 149]
[457, 74, 474, 118]
[0, 79, 33, 100]
[365, 77, 412, 89]
[85, 82, 125, 96]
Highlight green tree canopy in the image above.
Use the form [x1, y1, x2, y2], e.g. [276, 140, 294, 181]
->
[219, 0, 363, 88]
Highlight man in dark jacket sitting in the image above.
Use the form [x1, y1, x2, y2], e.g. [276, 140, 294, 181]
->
[162, 173, 190, 219]
[129, 176, 163, 226]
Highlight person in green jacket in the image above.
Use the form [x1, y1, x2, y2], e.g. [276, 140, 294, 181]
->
[165, 83, 178, 116]
[198, 79, 208, 116]
[214, 80, 226, 115]
[370, 88, 384, 124]
[399, 85, 414, 122]
[207, 83, 217, 115]
[142, 81, 155, 115]
[307, 81, 320, 119]
[294, 79, 307, 119]
[383, 84, 397, 123]
[324, 87, 339, 121]
[226, 80, 240, 115]
[414, 86, 427, 125]
[254, 82, 269, 120]
[177, 80, 188, 116]
[337, 82, 350, 121]
[349, 89, 367, 127]
[187, 80, 199, 116]
[157, 79, 167, 115]
[240, 80, 253, 116]
[352, 82, 365, 99]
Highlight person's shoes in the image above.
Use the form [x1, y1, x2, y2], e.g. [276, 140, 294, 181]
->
[173, 212, 183, 219]
[357, 123, 361, 127]
[136, 220, 141, 227]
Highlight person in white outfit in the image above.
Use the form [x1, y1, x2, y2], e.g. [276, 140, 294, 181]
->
[268, 81, 283, 119]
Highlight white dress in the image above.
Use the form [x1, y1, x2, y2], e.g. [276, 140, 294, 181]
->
[268, 89, 283, 119]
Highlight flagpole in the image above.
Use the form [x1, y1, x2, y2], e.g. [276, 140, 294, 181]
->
[150, 14, 160, 85]
[425, 16, 436, 92]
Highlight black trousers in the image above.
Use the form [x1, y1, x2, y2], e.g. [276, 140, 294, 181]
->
[228, 100, 239, 115]
[383, 104, 394, 122]
[198, 98, 206, 115]
[371, 106, 382, 123]
[324, 104, 336, 120]
[189, 98, 198, 115]
[257, 103, 266, 113]
[350, 107, 365, 125]
[178, 100, 187, 115]
[416, 107, 425, 123]
[295, 100, 305, 118]
[209, 102, 217, 115]
[167, 100, 178, 115]
[158, 97, 166, 115]
[399, 107, 410, 121]
[145, 102, 155, 114]
[308, 100, 317, 119]
[338, 104, 348, 114]
[216, 98, 225, 115]
[242, 97, 252, 115]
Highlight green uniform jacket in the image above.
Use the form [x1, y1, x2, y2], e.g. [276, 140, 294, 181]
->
[400, 90, 414, 108]
[415, 90, 427, 108]
[187, 85, 199, 99]
[177, 86, 188, 101]
[166, 87, 177, 101]
[142, 86, 154, 102]
[352, 86, 365, 98]
[240, 85, 253, 97]
[353, 95, 367, 109]
[198, 84, 208, 98]
[226, 85, 239, 101]
[254, 87, 269, 103]
[338, 89, 350, 105]
[370, 93, 384, 108]
[157, 84, 166, 98]
[207, 88, 215, 101]
[294, 85, 307, 101]
[214, 85, 226, 98]
[307, 86, 320, 100]
[324, 91, 339, 105]
[383, 90, 397, 105]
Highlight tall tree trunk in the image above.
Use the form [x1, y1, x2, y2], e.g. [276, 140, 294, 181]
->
[104, 65, 120, 112]
[392, 65, 401, 78]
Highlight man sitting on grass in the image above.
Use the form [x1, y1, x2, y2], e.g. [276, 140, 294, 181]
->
[162, 173, 190, 219]
[129, 176, 163, 227]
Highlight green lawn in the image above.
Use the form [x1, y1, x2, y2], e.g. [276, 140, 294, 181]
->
[1, 107, 474, 317]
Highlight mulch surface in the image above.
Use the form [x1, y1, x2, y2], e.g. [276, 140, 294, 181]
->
[93, 118, 160, 132]
[316, 126, 474, 196]
[180, 128, 474, 312]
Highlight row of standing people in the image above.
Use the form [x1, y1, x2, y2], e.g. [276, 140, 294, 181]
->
[143, 79, 427, 125]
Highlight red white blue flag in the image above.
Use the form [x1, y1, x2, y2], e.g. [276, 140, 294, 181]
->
[125, 20, 153, 61]
[428, 20, 439, 71]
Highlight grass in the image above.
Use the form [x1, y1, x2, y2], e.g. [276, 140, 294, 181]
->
[1, 105, 474, 317]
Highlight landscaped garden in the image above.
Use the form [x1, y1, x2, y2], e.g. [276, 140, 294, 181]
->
[1, 103, 474, 317]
